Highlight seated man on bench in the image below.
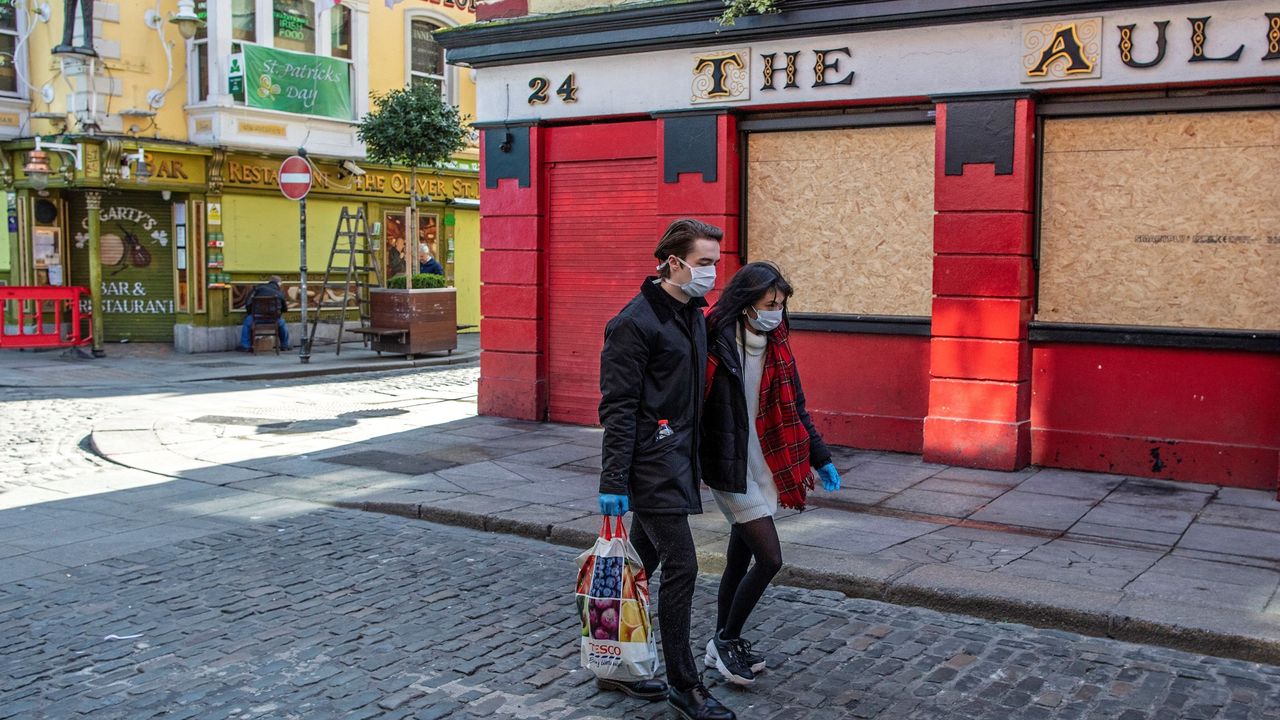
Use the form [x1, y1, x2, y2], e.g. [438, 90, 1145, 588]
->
[237, 276, 291, 351]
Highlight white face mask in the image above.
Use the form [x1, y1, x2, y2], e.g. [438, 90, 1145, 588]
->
[664, 257, 716, 298]
[746, 308, 784, 332]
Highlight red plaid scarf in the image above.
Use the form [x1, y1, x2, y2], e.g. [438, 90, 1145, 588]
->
[706, 323, 814, 510]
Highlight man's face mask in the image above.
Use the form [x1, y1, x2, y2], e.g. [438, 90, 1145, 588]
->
[665, 256, 715, 298]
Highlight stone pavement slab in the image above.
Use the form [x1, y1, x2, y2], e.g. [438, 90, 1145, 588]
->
[968, 491, 1097, 532]
[999, 539, 1166, 591]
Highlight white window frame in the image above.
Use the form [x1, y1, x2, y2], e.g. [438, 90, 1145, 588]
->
[0, 1, 30, 99]
[188, 0, 369, 121]
[405, 9, 458, 105]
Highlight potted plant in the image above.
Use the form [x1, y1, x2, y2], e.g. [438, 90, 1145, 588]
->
[357, 83, 468, 356]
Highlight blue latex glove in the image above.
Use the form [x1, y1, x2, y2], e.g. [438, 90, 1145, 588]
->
[817, 463, 841, 492]
[599, 493, 630, 516]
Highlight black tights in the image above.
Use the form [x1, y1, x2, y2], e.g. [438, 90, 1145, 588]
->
[715, 516, 783, 640]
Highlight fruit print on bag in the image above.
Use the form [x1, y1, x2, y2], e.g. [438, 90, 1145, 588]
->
[588, 598, 621, 641]
[590, 557, 623, 598]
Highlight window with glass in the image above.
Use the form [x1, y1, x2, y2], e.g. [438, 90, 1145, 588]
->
[233, 0, 257, 42]
[0, 0, 19, 95]
[273, 0, 315, 54]
[330, 5, 352, 60]
[191, 1, 210, 101]
[409, 19, 446, 94]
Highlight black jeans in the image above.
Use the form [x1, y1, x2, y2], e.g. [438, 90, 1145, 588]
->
[630, 512, 700, 691]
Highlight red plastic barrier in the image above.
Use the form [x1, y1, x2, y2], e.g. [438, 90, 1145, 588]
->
[0, 286, 93, 349]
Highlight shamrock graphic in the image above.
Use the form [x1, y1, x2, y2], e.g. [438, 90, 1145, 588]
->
[256, 74, 281, 100]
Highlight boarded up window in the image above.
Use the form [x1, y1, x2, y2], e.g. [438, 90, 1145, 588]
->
[1038, 111, 1280, 331]
[746, 125, 934, 317]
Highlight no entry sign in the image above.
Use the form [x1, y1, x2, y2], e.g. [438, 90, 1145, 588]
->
[278, 155, 312, 201]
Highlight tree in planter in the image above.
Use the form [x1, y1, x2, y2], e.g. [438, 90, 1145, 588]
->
[357, 82, 469, 283]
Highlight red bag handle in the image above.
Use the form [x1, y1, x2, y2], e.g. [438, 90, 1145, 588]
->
[600, 515, 627, 540]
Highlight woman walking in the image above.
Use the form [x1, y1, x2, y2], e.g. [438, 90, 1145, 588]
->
[699, 262, 843, 687]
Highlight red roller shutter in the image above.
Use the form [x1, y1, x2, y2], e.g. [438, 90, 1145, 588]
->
[547, 158, 657, 425]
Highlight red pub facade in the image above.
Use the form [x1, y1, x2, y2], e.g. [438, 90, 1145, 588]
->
[439, 0, 1280, 492]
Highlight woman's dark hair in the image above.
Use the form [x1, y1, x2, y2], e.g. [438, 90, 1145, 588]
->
[653, 218, 723, 278]
[706, 261, 794, 338]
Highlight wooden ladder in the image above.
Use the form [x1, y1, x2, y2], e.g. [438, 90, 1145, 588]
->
[303, 207, 382, 356]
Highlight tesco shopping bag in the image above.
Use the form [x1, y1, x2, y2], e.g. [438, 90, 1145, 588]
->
[575, 516, 658, 681]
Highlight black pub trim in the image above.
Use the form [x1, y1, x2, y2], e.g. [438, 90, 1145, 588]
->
[1029, 322, 1280, 353]
[789, 313, 932, 336]
[436, 0, 1219, 68]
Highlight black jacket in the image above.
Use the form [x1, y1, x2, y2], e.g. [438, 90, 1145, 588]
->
[599, 278, 708, 514]
[245, 283, 288, 314]
[699, 320, 832, 495]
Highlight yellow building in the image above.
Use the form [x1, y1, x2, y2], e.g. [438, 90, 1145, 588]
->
[2, 0, 480, 351]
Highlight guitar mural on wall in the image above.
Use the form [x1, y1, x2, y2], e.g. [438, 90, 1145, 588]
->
[98, 223, 154, 275]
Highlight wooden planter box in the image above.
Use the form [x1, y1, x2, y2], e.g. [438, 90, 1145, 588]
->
[364, 288, 457, 356]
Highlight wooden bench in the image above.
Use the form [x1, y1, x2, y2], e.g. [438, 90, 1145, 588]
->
[349, 326, 408, 340]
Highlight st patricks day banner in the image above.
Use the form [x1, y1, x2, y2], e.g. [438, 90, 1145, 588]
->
[241, 44, 352, 120]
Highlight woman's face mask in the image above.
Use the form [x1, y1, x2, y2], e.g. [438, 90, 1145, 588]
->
[746, 307, 784, 332]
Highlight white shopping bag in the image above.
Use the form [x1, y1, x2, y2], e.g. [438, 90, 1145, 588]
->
[575, 516, 659, 681]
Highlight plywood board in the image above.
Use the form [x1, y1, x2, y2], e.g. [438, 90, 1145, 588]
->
[1039, 110, 1280, 331]
[747, 125, 935, 317]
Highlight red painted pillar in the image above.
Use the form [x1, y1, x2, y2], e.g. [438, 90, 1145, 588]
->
[478, 125, 546, 420]
[656, 113, 742, 280]
[924, 97, 1036, 470]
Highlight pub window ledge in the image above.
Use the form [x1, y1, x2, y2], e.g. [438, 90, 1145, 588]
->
[788, 313, 931, 336]
[1028, 322, 1280, 354]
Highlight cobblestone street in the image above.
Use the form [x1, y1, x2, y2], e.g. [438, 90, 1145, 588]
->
[4, 506, 1280, 719]
[2, 368, 1279, 718]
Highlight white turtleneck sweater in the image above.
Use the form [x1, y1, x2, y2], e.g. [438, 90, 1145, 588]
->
[711, 325, 778, 524]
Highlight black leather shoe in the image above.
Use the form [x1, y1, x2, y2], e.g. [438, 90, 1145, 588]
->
[668, 683, 736, 720]
[596, 677, 668, 701]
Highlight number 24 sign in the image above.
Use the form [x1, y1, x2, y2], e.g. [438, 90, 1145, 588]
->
[528, 74, 578, 105]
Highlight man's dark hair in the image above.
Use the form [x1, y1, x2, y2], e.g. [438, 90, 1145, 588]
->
[654, 218, 723, 278]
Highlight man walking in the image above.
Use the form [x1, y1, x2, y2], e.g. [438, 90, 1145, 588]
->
[597, 218, 734, 720]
